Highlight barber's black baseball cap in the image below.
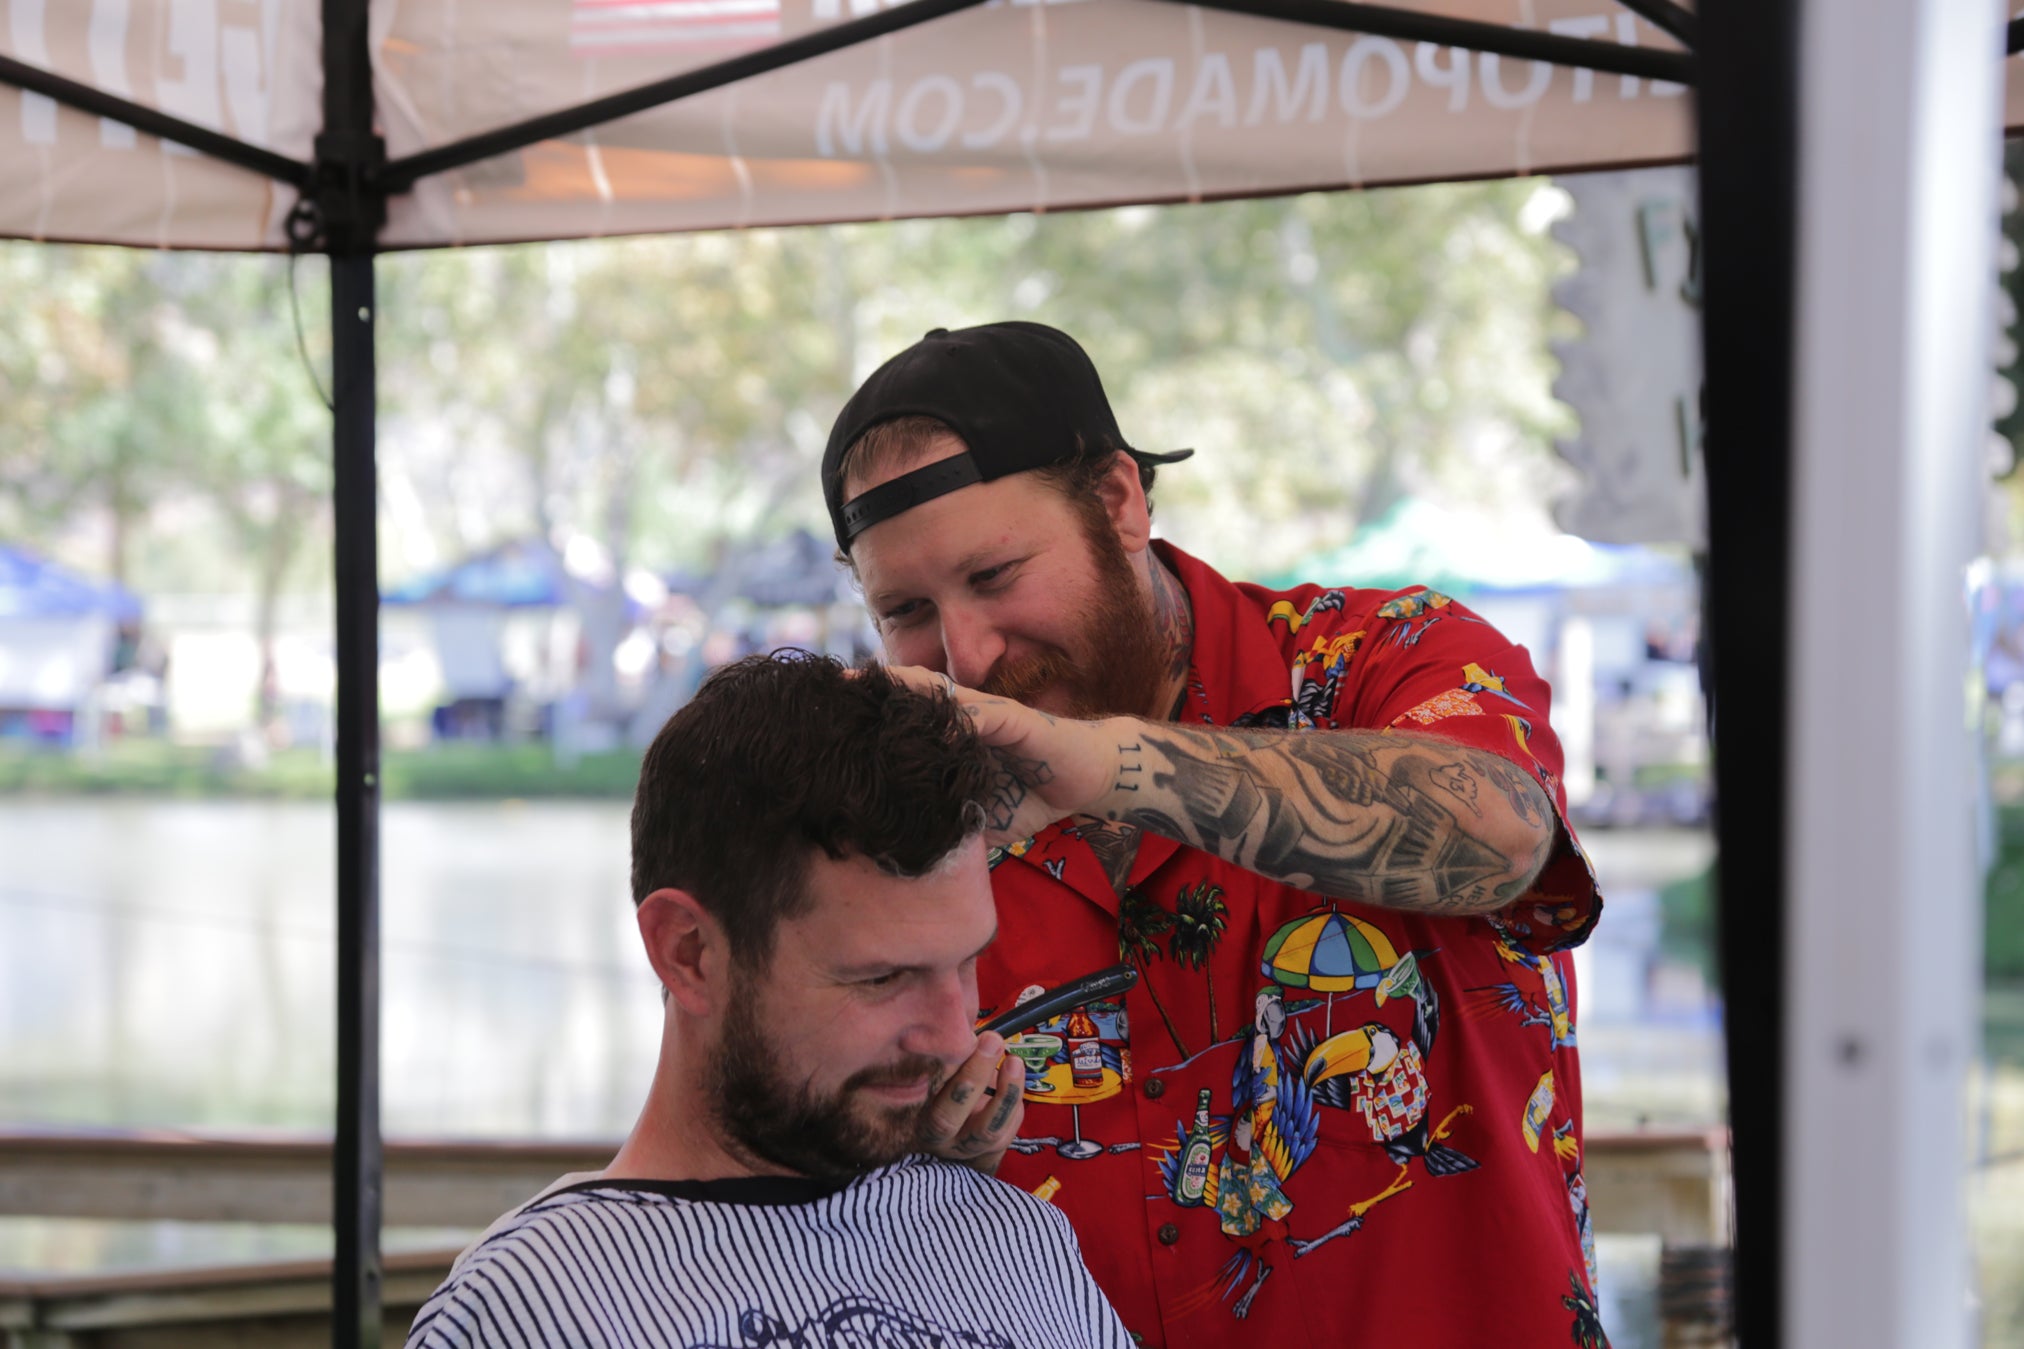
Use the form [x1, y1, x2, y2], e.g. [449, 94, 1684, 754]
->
[821, 321, 1192, 552]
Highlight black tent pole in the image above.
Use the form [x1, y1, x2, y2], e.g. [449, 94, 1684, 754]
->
[1694, 0, 1798, 1344]
[316, 0, 388, 1344]
[330, 250, 382, 1349]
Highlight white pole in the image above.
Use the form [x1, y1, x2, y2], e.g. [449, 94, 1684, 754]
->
[1557, 614, 1597, 805]
[1785, 3, 2002, 1346]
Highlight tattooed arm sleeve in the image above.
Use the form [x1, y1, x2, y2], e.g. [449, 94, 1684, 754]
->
[1094, 722, 1556, 916]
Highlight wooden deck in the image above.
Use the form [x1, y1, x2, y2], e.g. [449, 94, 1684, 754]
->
[0, 1127, 1731, 1346]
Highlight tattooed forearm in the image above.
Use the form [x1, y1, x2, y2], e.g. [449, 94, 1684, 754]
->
[1481, 757, 1546, 827]
[1102, 725, 1554, 916]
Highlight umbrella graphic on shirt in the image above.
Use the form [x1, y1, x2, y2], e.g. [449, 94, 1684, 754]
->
[1259, 908, 1418, 1035]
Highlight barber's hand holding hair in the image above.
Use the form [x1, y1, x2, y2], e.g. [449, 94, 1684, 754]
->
[886, 665, 1120, 846]
[922, 1032, 1025, 1175]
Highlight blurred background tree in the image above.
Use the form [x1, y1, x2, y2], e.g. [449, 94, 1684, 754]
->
[0, 177, 1573, 731]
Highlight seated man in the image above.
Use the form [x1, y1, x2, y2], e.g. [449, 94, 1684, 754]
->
[407, 653, 1131, 1349]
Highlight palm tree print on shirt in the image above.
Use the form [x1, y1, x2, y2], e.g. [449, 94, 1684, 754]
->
[1119, 889, 1189, 1061]
[1169, 881, 1229, 1043]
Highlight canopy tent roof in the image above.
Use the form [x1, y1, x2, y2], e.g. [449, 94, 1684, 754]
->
[0, 0, 1831, 251]
[669, 527, 855, 608]
[0, 544, 143, 623]
[381, 538, 583, 608]
[1264, 496, 1696, 594]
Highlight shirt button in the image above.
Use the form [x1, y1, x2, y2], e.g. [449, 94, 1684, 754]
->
[1158, 1223, 1181, 1245]
[1144, 1077, 1165, 1100]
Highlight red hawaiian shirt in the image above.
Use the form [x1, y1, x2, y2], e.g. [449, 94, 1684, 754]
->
[979, 542, 1606, 1348]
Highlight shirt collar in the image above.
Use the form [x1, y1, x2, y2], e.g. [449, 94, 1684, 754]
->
[1153, 540, 1296, 724]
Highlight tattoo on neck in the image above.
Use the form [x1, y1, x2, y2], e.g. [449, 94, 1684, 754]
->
[1149, 556, 1194, 690]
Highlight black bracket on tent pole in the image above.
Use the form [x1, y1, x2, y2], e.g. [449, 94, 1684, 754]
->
[293, 0, 387, 258]
[1146, 0, 1694, 85]
[2009, 16, 2024, 57]
[377, 0, 988, 195]
[0, 52, 311, 188]
[1614, 0, 1697, 51]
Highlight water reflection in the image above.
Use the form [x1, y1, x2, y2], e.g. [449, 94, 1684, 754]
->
[2, 803, 1722, 1138]
[0, 800, 660, 1137]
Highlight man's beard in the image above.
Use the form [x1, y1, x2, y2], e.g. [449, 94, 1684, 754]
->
[706, 977, 946, 1180]
[980, 511, 1173, 720]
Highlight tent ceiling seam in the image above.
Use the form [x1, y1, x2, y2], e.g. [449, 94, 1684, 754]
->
[377, 0, 990, 195]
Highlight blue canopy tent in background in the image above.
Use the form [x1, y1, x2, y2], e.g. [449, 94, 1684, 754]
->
[382, 539, 626, 741]
[0, 544, 143, 624]
[0, 544, 145, 744]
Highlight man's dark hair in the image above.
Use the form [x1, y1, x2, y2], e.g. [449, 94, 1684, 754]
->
[630, 652, 997, 969]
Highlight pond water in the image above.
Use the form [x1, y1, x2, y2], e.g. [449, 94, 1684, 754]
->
[1, 799, 661, 1138]
[0, 801, 1722, 1138]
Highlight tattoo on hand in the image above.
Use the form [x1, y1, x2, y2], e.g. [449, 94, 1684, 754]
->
[984, 748, 1053, 832]
[1115, 742, 1144, 793]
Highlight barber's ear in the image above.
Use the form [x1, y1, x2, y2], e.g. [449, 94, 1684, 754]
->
[1096, 451, 1153, 553]
[636, 889, 728, 1016]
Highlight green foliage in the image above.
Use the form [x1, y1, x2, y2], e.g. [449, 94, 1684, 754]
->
[0, 741, 642, 801]
[365, 182, 1572, 587]
[3, 183, 1573, 597]
[1659, 796, 2024, 985]
[1989, 799, 2024, 982]
[1657, 862, 1717, 983]
[2, 184, 1575, 737]
[0, 742, 334, 798]
[378, 743, 642, 800]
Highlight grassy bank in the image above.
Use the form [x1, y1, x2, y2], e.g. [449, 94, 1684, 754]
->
[0, 740, 643, 801]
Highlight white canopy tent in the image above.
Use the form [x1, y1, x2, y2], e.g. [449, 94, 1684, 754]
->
[1, 0, 1716, 249]
[1, 2, 2012, 1345]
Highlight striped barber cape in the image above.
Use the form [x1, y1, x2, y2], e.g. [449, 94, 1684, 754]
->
[405, 1154, 1131, 1348]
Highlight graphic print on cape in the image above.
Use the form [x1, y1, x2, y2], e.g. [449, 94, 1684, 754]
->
[1149, 905, 1479, 1322]
[691, 1296, 1012, 1349]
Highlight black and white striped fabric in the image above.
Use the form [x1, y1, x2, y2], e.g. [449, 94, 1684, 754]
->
[405, 1155, 1133, 1348]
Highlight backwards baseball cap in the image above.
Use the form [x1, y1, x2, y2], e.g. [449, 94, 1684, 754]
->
[821, 320, 1192, 552]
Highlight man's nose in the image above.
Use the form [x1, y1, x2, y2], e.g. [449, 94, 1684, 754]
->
[939, 608, 1005, 690]
[902, 971, 980, 1068]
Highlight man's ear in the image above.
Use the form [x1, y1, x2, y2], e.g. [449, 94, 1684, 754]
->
[1095, 450, 1153, 554]
[636, 889, 728, 1016]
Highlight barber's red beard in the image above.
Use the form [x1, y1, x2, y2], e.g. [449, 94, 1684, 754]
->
[980, 516, 1172, 720]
